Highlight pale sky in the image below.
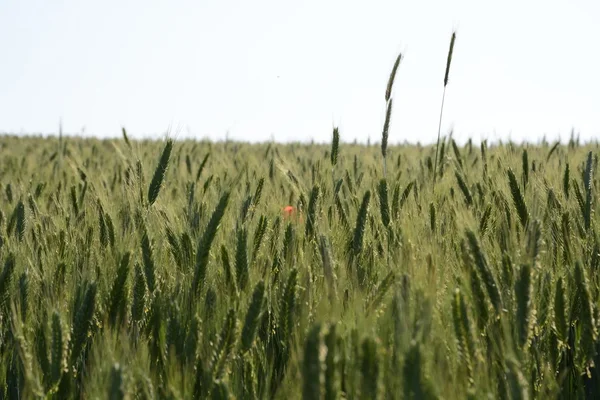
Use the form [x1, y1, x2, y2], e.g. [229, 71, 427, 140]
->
[1, 0, 598, 144]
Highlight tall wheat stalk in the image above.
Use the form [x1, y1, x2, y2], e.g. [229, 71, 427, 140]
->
[331, 127, 340, 190]
[148, 138, 173, 206]
[433, 31, 457, 188]
[381, 52, 402, 178]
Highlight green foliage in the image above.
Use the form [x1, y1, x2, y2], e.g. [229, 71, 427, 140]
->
[0, 134, 597, 398]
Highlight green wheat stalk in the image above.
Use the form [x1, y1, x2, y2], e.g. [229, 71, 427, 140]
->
[204, 287, 217, 322]
[331, 127, 340, 189]
[515, 264, 532, 349]
[526, 219, 542, 265]
[479, 204, 492, 234]
[507, 168, 528, 229]
[554, 276, 567, 342]
[368, 271, 395, 314]
[381, 99, 393, 178]
[537, 272, 552, 329]
[253, 177, 265, 210]
[98, 201, 108, 248]
[319, 235, 336, 300]
[166, 226, 183, 268]
[455, 171, 473, 207]
[196, 153, 211, 182]
[324, 323, 339, 400]
[563, 163, 570, 199]
[147, 138, 173, 206]
[433, 31, 457, 188]
[240, 280, 265, 354]
[280, 269, 299, 344]
[131, 263, 147, 327]
[235, 227, 249, 292]
[305, 185, 320, 239]
[70, 282, 97, 368]
[0, 252, 16, 312]
[18, 271, 28, 323]
[385, 52, 402, 102]
[378, 179, 391, 228]
[360, 337, 379, 400]
[381, 52, 402, 178]
[49, 311, 66, 391]
[351, 191, 371, 258]
[105, 212, 116, 248]
[193, 191, 231, 294]
[251, 215, 268, 264]
[108, 363, 125, 400]
[221, 245, 237, 295]
[584, 151, 593, 231]
[302, 323, 323, 400]
[452, 288, 473, 380]
[15, 199, 26, 242]
[451, 139, 463, 169]
[122, 127, 132, 149]
[208, 308, 237, 383]
[400, 181, 415, 209]
[403, 341, 435, 399]
[141, 229, 156, 293]
[391, 183, 400, 219]
[547, 141, 560, 161]
[465, 230, 503, 314]
[574, 261, 597, 365]
[522, 149, 529, 190]
[108, 252, 131, 328]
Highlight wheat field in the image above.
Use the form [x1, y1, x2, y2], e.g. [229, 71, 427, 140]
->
[0, 132, 599, 399]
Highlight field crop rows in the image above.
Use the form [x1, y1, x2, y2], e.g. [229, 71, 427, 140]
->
[1, 132, 600, 399]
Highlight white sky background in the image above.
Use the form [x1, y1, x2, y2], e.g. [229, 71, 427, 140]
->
[0, 0, 598, 144]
